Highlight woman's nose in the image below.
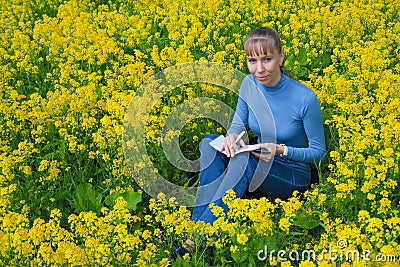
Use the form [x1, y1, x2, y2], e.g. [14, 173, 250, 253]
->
[256, 61, 265, 72]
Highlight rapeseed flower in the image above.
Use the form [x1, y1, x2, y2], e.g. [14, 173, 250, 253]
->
[1, 0, 399, 265]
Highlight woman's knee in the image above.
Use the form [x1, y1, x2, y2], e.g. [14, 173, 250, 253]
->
[201, 134, 220, 143]
[200, 134, 220, 152]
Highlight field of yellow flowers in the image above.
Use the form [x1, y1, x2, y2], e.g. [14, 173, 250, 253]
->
[1, 0, 399, 266]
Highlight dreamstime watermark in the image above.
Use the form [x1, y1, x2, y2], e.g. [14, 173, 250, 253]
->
[257, 239, 397, 263]
[122, 62, 276, 207]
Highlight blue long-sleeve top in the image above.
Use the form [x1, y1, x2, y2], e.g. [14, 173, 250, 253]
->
[227, 74, 326, 164]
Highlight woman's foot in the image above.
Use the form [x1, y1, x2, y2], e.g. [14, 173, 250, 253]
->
[171, 238, 195, 260]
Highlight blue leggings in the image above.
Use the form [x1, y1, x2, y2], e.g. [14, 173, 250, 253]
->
[191, 134, 311, 224]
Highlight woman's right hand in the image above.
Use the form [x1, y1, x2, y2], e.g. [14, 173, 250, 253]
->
[222, 134, 247, 157]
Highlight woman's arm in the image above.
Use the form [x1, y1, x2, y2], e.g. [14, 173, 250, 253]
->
[287, 92, 326, 163]
[252, 91, 326, 164]
[227, 81, 249, 136]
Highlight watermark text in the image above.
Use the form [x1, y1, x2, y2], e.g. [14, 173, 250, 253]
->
[257, 239, 397, 263]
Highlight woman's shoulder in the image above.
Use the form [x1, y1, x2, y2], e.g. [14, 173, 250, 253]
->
[239, 74, 258, 93]
[244, 73, 256, 83]
[284, 75, 319, 104]
[285, 75, 311, 92]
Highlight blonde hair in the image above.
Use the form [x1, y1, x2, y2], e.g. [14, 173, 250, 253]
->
[244, 27, 283, 57]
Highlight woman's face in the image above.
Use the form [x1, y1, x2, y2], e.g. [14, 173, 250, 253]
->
[246, 48, 284, 87]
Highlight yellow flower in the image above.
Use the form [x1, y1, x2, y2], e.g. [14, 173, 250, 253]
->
[142, 229, 152, 240]
[299, 260, 316, 267]
[210, 203, 225, 218]
[279, 217, 291, 233]
[230, 245, 239, 253]
[281, 261, 293, 267]
[236, 232, 248, 245]
[358, 210, 370, 223]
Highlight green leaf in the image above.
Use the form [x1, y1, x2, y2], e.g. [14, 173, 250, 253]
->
[105, 191, 142, 211]
[298, 47, 308, 66]
[292, 212, 322, 230]
[95, 86, 102, 100]
[289, 231, 306, 236]
[122, 191, 142, 211]
[104, 192, 121, 207]
[173, 255, 191, 267]
[263, 235, 280, 251]
[231, 250, 248, 263]
[72, 182, 102, 214]
[248, 255, 257, 267]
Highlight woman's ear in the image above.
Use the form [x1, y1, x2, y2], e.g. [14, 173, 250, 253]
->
[280, 52, 284, 66]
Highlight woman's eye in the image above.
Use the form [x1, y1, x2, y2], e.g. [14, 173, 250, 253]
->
[263, 58, 272, 62]
[248, 59, 256, 63]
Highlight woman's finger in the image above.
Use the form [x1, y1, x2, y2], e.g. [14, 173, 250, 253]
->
[238, 139, 247, 148]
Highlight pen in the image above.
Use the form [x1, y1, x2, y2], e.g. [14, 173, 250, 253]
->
[229, 131, 245, 149]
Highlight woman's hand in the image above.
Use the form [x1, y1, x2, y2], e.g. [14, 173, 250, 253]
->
[222, 133, 247, 157]
[250, 143, 277, 162]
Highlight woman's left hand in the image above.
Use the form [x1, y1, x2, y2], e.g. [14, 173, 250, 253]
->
[250, 143, 277, 162]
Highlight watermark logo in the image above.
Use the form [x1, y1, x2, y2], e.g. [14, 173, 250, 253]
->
[336, 238, 347, 249]
[257, 239, 397, 263]
[122, 62, 275, 207]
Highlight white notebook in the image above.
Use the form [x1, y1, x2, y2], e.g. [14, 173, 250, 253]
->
[208, 135, 270, 155]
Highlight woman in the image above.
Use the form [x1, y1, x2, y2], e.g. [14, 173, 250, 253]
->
[172, 26, 326, 259]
